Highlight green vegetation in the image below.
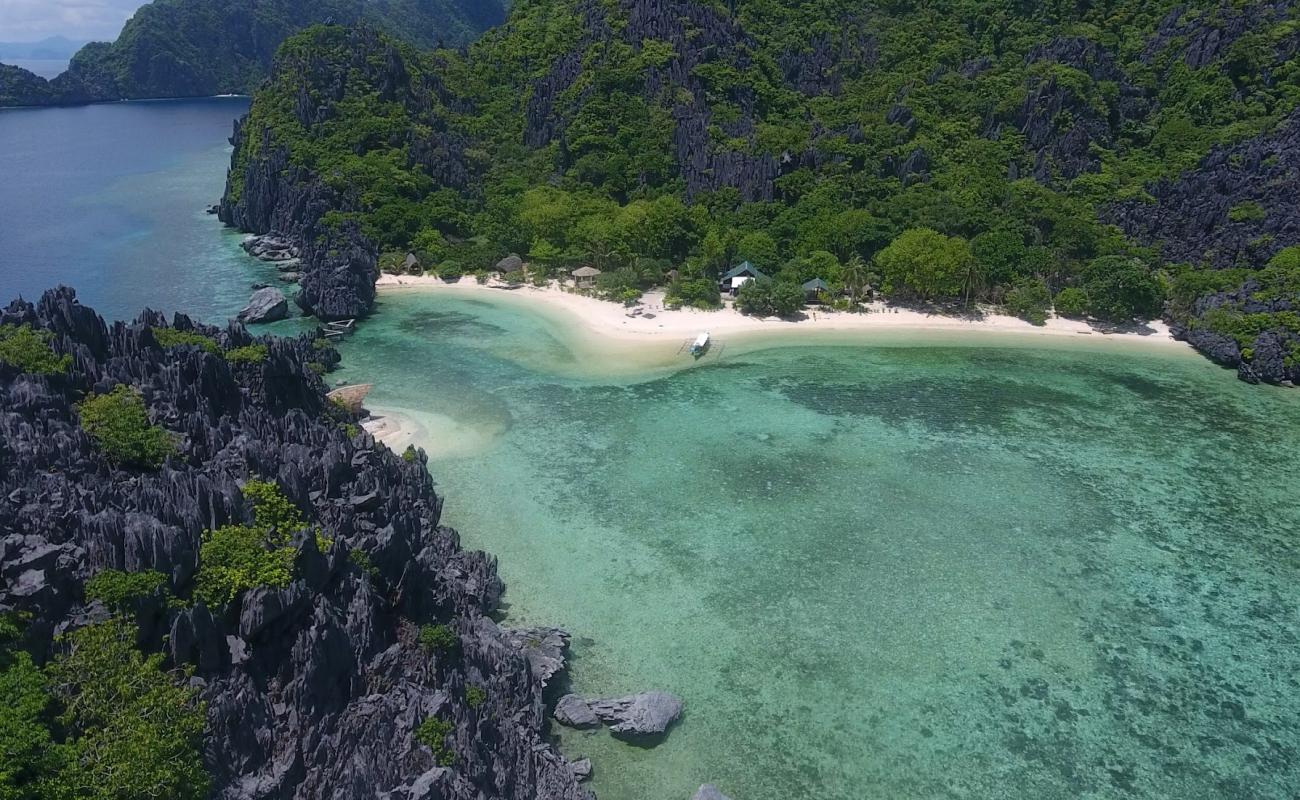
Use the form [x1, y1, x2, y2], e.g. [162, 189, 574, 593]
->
[0, 325, 72, 375]
[151, 327, 221, 357]
[225, 344, 270, 365]
[414, 715, 455, 766]
[735, 279, 805, 318]
[84, 569, 169, 610]
[77, 386, 174, 469]
[230, 0, 1300, 351]
[1004, 280, 1052, 326]
[195, 480, 311, 607]
[349, 549, 379, 579]
[0, 617, 208, 800]
[418, 624, 457, 653]
[465, 685, 487, 710]
[875, 229, 974, 302]
[6, 0, 508, 106]
[1053, 287, 1091, 319]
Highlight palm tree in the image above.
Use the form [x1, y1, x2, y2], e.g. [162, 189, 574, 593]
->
[842, 255, 867, 303]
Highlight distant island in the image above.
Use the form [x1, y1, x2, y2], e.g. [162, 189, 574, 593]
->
[0, 0, 507, 107]
[0, 36, 85, 61]
[220, 0, 1300, 386]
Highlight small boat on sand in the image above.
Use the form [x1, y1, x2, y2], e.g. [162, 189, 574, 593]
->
[690, 331, 711, 358]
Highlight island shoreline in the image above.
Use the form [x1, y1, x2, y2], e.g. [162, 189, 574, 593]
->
[375, 273, 1194, 357]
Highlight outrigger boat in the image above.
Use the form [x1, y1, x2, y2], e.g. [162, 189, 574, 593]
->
[689, 331, 711, 358]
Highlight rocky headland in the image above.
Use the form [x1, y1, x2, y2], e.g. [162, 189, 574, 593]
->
[0, 287, 592, 799]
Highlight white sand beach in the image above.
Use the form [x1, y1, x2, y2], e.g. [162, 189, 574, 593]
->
[375, 273, 1189, 352]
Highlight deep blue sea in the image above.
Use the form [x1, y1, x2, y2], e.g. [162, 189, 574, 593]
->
[0, 97, 288, 324]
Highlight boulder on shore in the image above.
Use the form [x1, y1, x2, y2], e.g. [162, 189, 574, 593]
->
[238, 287, 289, 324]
[494, 254, 524, 273]
[589, 691, 684, 739]
[693, 785, 733, 800]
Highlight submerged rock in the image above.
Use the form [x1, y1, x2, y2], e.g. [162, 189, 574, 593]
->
[589, 691, 684, 739]
[237, 287, 289, 323]
[693, 785, 733, 800]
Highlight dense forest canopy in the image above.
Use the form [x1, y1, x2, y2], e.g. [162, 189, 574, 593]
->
[224, 0, 1300, 381]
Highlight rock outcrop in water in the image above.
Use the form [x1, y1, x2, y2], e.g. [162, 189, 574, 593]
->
[0, 287, 591, 799]
[238, 287, 289, 323]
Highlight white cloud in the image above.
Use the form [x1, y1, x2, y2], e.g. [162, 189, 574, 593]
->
[0, 0, 146, 43]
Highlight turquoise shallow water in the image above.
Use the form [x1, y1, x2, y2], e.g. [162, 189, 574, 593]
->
[4, 98, 1298, 800]
[336, 291, 1300, 800]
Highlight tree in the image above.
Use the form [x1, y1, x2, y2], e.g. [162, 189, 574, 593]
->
[78, 386, 174, 469]
[841, 255, 868, 303]
[1082, 256, 1164, 321]
[875, 228, 974, 301]
[971, 229, 1030, 287]
[735, 231, 780, 271]
[735, 279, 805, 317]
[44, 619, 209, 800]
[0, 325, 72, 375]
[195, 480, 312, 607]
[1054, 287, 1090, 318]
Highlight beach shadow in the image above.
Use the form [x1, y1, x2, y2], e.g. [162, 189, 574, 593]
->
[1087, 319, 1161, 336]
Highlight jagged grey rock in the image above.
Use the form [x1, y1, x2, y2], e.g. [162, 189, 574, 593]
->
[555, 694, 600, 728]
[570, 758, 592, 780]
[589, 691, 684, 739]
[0, 287, 586, 800]
[237, 287, 289, 323]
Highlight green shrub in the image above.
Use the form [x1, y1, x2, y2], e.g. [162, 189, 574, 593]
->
[349, 549, 379, 579]
[225, 344, 269, 365]
[402, 445, 420, 463]
[1053, 287, 1090, 318]
[78, 386, 174, 469]
[414, 715, 455, 766]
[466, 686, 487, 709]
[84, 570, 169, 610]
[0, 324, 72, 375]
[1227, 201, 1266, 222]
[151, 327, 221, 357]
[665, 277, 721, 310]
[1003, 279, 1051, 325]
[418, 624, 457, 653]
[195, 480, 310, 607]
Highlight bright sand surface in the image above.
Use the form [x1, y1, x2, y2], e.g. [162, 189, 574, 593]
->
[375, 273, 1188, 360]
[364, 274, 1194, 452]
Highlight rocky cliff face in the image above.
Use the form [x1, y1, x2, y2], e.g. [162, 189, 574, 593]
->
[219, 117, 380, 322]
[0, 287, 590, 799]
[1110, 110, 1300, 269]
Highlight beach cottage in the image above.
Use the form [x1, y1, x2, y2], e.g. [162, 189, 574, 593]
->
[719, 261, 767, 295]
[802, 278, 830, 303]
[572, 266, 602, 289]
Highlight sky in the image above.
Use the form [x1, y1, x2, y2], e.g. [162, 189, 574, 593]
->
[0, 0, 144, 43]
